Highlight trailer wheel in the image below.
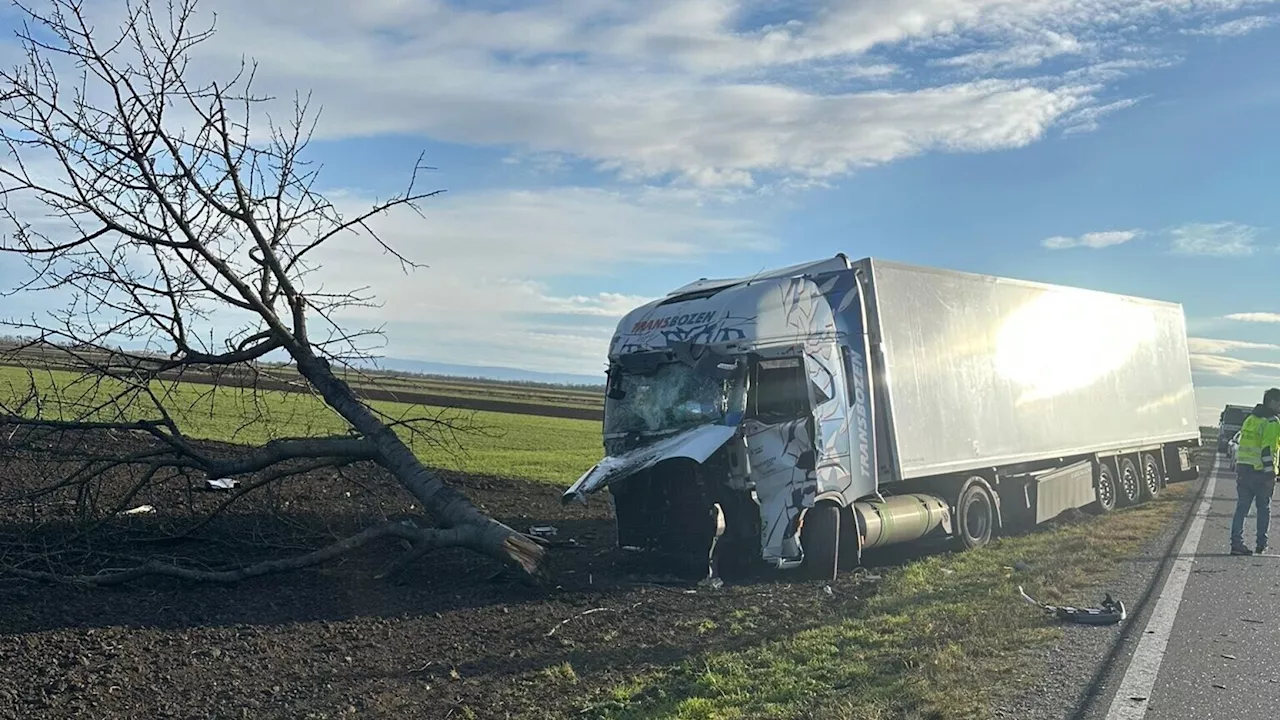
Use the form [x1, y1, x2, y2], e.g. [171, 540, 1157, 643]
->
[956, 482, 995, 550]
[801, 503, 840, 582]
[1140, 453, 1163, 500]
[1090, 460, 1117, 514]
[1117, 456, 1142, 507]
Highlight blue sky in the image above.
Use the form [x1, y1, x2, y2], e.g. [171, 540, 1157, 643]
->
[2, 0, 1280, 424]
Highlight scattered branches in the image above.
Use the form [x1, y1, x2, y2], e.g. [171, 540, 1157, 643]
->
[0, 520, 478, 586]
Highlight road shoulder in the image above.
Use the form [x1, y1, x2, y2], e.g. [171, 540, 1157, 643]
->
[991, 468, 1208, 720]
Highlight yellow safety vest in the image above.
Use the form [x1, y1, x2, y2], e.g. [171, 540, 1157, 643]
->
[1237, 411, 1280, 475]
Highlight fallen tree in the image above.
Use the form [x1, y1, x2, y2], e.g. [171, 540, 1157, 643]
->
[0, 0, 544, 582]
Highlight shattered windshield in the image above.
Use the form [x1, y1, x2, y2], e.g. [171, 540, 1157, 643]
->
[605, 363, 744, 436]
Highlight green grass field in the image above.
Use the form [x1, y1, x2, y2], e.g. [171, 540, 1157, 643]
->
[0, 365, 603, 486]
[0, 344, 606, 412]
[588, 482, 1190, 719]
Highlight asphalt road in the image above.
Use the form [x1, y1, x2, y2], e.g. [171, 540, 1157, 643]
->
[1100, 455, 1280, 719]
[994, 455, 1280, 720]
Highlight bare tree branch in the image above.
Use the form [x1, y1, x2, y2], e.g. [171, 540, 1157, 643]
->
[0, 0, 546, 584]
[0, 520, 480, 586]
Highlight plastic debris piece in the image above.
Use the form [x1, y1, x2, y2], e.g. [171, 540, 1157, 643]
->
[1018, 586, 1126, 626]
[120, 505, 155, 516]
[529, 525, 558, 539]
[205, 478, 239, 491]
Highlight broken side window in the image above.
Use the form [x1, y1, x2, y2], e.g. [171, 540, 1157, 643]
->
[750, 357, 810, 422]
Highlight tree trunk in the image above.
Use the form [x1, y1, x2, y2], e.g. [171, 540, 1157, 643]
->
[295, 355, 545, 575]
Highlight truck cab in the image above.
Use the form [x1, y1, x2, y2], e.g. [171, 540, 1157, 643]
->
[562, 256, 911, 579]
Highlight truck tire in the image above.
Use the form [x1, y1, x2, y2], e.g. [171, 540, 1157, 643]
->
[801, 503, 840, 582]
[1090, 460, 1117, 514]
[956, 481, 995, 550]
[1117, 456, 1142, 507]
[1140, 453, 1163, 500]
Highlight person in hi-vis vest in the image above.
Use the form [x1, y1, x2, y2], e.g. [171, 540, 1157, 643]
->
[1231, 388, 1280, 556]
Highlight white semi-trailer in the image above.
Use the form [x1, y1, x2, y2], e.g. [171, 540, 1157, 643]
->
[563, 255, 1201, 580]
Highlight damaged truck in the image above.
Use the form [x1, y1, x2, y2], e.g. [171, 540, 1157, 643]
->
[562, 255, 1201, 581]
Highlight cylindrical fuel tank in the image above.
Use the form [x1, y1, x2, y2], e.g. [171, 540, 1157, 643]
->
[853, 493, 951, 550]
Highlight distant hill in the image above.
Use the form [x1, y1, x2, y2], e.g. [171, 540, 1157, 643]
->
[361, 358, 605, 388]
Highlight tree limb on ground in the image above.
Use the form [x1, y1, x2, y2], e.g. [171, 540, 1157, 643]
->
[0, 0, 546, 583]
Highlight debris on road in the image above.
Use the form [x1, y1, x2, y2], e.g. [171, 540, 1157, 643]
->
[1018, 586, 1127, 625]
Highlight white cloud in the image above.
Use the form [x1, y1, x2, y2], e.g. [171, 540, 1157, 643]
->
[1169, 221, 1263, 256]
[303, 186, 771, 373]
[134, 0, 1278, 189]
[1042, 229, 1141, 249]
[933, 31, 1093, 72]
[1185, 14, 1280, 36]
[1188, 332, 1280, 425]
[1188, 337, 1280, 354]
[1191, 353, 1280, 377]
[1060, 97, 1145, 135]
[1225, 312, 1280, 323]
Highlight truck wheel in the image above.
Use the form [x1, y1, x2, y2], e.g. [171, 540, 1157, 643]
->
[1140, 453, 1163, 500]
[956, 482, 995, 550]
[1117, 457, 1142, 507]
[1090, 460, 1117, 514]
[801, 504, 840, 582]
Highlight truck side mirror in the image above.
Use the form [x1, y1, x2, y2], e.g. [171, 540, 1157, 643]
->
[606, 369, 627, 400]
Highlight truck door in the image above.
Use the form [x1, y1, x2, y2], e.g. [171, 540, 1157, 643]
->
[741, 356, 816, 567]
[803, 340, 858, 500]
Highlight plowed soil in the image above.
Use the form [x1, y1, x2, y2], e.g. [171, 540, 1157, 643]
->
[0, 431, 868, 720]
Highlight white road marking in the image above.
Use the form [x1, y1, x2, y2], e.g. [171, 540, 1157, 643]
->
[1103, 456, 1221, 720]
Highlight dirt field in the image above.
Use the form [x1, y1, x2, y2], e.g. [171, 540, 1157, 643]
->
[0, 427, 1200, 720]
[0, 431, 867, 720]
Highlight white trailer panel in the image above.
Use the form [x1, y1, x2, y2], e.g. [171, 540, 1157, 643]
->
[858, 259, 1199, 482]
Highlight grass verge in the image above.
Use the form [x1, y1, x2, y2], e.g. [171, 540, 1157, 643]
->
[0, 364, 602, 486]
[587, 482, 1191, 720]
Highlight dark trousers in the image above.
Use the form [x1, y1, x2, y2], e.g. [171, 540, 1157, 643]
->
[1232, 466, 1276, 549]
